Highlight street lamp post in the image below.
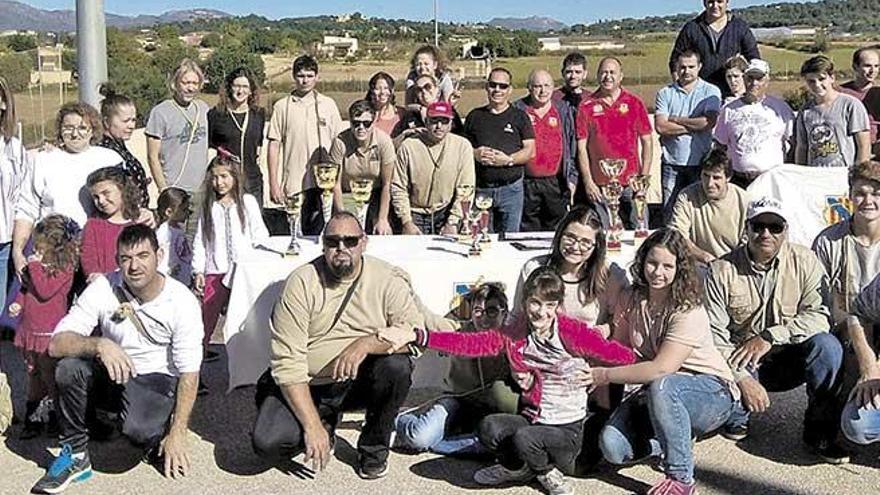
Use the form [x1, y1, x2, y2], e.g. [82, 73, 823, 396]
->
[433, 0, 439, 47]
[76, 0, 108, 108]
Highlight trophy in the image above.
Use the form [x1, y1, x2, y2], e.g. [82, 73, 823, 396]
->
[313, 163, 340, 227]
[349, 178, 374, 228]
[284, 192, 303, 256]
[599, 159, 626, 251]
[474, 194, 494, 245]
[630, 175, 651, 241]
[456, 184, 475, 236]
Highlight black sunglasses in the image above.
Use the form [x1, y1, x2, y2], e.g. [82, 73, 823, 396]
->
[323, 235, 361, 249]
[351, 120, 373, 129]
[487, 81, 511, 90]
[426, 117, 452, 125]
[749, 221, 785, 235]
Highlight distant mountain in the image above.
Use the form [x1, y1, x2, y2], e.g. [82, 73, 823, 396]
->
[0, 1, 230, 32]
[487, 16, 567, 32]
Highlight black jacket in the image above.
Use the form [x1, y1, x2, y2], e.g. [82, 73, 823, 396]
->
[669, 13, 760, 96]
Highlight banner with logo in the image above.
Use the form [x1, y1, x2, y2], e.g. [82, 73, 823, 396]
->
[747, 164, 851, 247]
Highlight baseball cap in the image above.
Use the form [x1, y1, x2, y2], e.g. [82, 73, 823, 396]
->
[747, 197, 787, 222]
[745, 59, 770, 77]
[426, 101, 454, 119]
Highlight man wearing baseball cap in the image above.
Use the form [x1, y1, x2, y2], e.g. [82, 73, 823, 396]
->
[391, 101, 475, 235]
[705, 197, 848, 463]
[714, 59, 796, 188]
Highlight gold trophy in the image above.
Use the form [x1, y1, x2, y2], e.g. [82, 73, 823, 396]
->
[349, 178, 374, 228]
[599, 159, 626, 251]
[284, 192, 303, 256]
[474, 194, 494, 245]
[630, 175, 651, 241]
[313, 163, 340, 227]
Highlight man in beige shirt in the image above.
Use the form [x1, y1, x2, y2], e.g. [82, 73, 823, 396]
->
[669, 148, 749, 264]
[392, 101, 475, 235]
[706, 197, 846, 463]
[267, 55, 343, 234]
[252, 212, 423, 480]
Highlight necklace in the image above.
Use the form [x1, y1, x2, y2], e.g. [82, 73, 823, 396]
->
[227, 107, 249, 164]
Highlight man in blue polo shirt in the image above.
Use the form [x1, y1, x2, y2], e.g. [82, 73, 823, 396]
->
[655, 50, 722, 216]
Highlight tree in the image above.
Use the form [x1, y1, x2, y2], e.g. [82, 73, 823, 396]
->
[244, 28, 284, 54]
[200, 32, 222, 48]
[203, 42, 266, 94]
[7, 34, 37, 52]
[0, 53, 33, 91]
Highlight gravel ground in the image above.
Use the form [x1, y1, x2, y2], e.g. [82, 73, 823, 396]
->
[2, 341, 879, 495]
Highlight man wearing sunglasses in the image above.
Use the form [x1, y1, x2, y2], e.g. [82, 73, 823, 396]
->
[464, 67, 536, 234]
[392, 101, 475, 235]
[253, 212, 430, 480]
[706, 197, 847, 464]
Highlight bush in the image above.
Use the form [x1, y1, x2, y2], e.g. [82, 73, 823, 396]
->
[6, 34, 36, 52]
[0, 53, 33, 91]
[203, 42, 266, 94]
[200, 33, 222, 49]
[783, 86, 811, 112]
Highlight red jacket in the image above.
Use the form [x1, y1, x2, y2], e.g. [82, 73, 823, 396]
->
[415, 314, 636, 422]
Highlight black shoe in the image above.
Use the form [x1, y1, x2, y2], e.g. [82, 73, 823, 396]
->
[20, 420, 44, 440]
[807, 438, 850, 465]
[721, 423, 749, 441]
[356, 456, 388, 480]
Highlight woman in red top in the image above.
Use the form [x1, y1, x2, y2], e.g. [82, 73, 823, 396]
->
[80, 167, 140, 282]
[10, 214, 79, 438]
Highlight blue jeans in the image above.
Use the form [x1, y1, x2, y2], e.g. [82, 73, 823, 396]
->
[725, 333, 843, 444]
[840, 398, 880, 445]
[661, 163, 701, 215]
[600, 373, 735, 484]
[477, 178, 523, 234]
[394, 397, 487, 455]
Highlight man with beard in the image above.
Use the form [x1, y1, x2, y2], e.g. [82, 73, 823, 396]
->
[655, 50, 722, 212]
[252, 212, 425, 480]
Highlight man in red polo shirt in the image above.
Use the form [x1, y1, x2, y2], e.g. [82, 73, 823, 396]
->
[514, 69, 578, 231]
[576, 56, 653, 229]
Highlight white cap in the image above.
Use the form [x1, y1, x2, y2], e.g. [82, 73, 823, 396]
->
[747, 197, 787, 222]
[745, 59, 770, 77]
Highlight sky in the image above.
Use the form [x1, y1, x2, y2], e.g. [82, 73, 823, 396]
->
[24, 0, 816, 25]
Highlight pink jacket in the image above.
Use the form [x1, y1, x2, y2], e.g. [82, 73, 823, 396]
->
[415, 314, 636, 421]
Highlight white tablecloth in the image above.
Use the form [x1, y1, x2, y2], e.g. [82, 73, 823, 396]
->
[224, 233, 641, 390]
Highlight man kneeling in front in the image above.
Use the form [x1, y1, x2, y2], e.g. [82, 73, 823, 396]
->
[33, 225, 203, 494]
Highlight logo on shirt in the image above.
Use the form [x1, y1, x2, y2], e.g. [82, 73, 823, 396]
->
[593, 104, 604, 115]
[619, 103, 629, 115]
[548, 117, 558, 128]
[503, 123, 514, 134]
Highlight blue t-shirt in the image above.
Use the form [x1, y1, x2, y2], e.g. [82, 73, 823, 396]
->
[655, 78, 722, 166]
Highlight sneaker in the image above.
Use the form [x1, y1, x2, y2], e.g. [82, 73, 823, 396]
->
[356, 456, 388, 480]
[473, 463, 535, 486]
[807, 438, 850, 465]
[646, 477, 697, 495]
[537, 468, 573, 495]
[720, 423, 748, 442]
[31, 444, 93, 494]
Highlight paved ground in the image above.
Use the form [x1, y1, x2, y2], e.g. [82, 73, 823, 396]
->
[2, 341, 879, 495]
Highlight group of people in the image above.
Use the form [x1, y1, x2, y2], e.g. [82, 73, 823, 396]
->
[0, 0, 880, 494]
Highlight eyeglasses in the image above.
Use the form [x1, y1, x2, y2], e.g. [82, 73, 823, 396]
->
[61, 125, 92, 135]
[561, 232, 596, 250]
[323, 235, 361, 249]
[426, 117, 452, 126]
[351, 120, 373, 129]
[487, 81, 511, 90]
[749, 221, 785, 235]
[472, 306, 504, 319]
[417, 83, 435, 92]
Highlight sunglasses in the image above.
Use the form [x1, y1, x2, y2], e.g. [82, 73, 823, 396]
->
[351, 120, 373, 129]
[749, 221, 785, 235]
[426, 117, 452, 125]
[323, 235, 361, 249]
[487, 81, 511, 90]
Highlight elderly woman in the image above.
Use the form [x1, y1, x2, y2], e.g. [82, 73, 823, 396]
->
[97, 85, 150, 207]
[329, 100, 396, 235]
[12, 102, 123, 278]
[366, 72, 405, 136]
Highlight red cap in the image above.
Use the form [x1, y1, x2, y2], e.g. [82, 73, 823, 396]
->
[426, 101, 454, 118]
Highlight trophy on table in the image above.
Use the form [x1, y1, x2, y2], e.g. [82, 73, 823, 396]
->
[630, 174, 651, 241]
[349, 178, 374, 228]
[313, 163, 340, 227]
[474, 194, 494, 245]
[599, 158, 626, 251]
[284, 192, 303, 256]
[455, 184, 483, 256]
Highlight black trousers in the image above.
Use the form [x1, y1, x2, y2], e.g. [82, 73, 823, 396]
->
[521, 176, 569, 232]
[477, 413, 584, 475]
[55, 357, 178, 454]
[252, 354, 413, 466]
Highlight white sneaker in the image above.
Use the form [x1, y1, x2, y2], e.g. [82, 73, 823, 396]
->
[537, 468, 573, 495]
[473, 463, 535, 486]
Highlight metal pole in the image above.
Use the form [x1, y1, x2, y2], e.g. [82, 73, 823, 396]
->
[433, 0, 439, 47]
[76, 0, 108, 108]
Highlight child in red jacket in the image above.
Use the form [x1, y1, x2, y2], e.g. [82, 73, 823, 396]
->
[10, 214, 79, 438]
[80, 166, 140, 282]
[381, 266, 636, 495]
